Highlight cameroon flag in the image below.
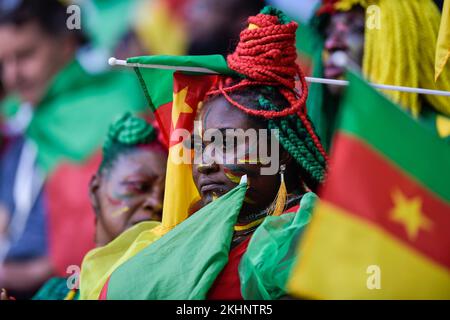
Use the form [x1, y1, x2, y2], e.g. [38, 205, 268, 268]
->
[287, 72, 450, 299]
[80, 55, 234, 299]
[128, 55, 234, 234]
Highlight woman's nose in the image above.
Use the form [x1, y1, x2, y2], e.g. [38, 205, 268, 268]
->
[196, 162, 220, 174]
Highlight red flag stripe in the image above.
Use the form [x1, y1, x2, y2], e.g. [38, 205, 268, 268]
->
[323, 132, 450, 268]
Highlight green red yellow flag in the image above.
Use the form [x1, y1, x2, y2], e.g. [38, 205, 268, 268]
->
[287, 72, 450, 299]
[128, 55, 234, 235]
[106, 179, 248, 299]
[79, 55, 234, 299]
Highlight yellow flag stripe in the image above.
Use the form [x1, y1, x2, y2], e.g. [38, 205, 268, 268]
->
[287, 201, 450, 299]
[79, 221, 161, 300]
[161, 143, 200, 231]
[435, 0, 450, 80]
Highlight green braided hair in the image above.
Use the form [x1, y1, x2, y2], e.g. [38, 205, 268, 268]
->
[99, 112, 157, 174]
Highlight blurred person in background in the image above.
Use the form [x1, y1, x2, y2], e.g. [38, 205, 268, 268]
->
[306, 0, 450, 150]
[185, 0, 265, 56]
[0, 0, 147, 298]
[28, 114, 166, 300]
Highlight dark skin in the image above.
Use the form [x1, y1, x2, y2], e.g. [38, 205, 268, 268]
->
[192, 96, 302, 224]
[90, 147, 167, 247]
[322, 7, 365, 95]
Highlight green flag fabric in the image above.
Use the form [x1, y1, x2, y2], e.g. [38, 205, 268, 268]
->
[2, 59, 147, 173]
[105, 178, 248, 300]
[239, 192, 317, 300]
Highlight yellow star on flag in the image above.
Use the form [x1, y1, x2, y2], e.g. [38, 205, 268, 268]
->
[172, 86, 193, 129]
[389, 189, 433, 241]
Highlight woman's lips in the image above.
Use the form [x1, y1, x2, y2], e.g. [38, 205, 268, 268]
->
[200, 183, 226, 194]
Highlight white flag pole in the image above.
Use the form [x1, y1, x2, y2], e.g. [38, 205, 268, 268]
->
[108, 57, 450, 97]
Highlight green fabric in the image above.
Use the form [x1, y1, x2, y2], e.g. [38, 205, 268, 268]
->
[1, 95, 21, 118]
[81, 0, 139, 53]
[296, 22, 335, 152]
[239, 192, 317, 300]
[103, 112, 155, 152]
[341, 72, 450, 201]
[1, 59, 147, 173]
[32, 277, 79, 300]
[128, 55, 234, 111]
[107, 180, 248, 300]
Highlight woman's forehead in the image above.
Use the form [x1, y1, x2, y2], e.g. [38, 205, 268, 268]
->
[198, 96, 259, 130]
[109, 149, 166, 178]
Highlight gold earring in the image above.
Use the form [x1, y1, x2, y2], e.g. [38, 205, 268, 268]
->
[270, 164, 287, 216]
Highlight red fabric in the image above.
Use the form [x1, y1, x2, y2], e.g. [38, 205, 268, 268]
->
[99, 277, 110, 300]
[46, 152, 101, 276]
[206, 10, 328, 162]
[207, 237, 252, 300]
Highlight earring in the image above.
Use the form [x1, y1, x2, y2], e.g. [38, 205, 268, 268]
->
[270, 164, 287, 216]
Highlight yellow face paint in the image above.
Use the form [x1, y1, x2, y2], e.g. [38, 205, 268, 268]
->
[212, 193, 219, 201]
[237, 158, 261, 164]
[224, 171, 242, 184]
[111, 206, 129, 217]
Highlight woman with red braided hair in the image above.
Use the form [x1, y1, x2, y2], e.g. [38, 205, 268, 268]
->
[90, 7, 327, 300]
[188, 6, 327, 299]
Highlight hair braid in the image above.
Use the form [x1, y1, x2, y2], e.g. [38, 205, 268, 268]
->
[99, 112, 159, 173]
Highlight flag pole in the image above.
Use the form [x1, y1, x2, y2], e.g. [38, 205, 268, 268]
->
[108, 57, 450, 97]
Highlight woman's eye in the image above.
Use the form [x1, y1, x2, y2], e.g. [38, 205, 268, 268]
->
[124, 181, 149, 193]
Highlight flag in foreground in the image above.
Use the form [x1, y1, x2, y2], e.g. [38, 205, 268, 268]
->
[129, 55, 233, 235]
[287, 72, 450, 299]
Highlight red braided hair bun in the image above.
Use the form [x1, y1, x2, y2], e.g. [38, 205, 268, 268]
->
[207, 6, 328, 161]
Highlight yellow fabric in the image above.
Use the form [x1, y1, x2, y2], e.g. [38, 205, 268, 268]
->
[79, 83, 203, 299]
[64, 289, 77, 301]
[336, 0, 450, 117]
[158, 143, 200, 232]
[157, 87, 202, 233]
[435, 0, 450, 80]
[436, 114, 450, 137]
[287, 201, 450, 299]
[79, 221, 161, 300]
[234, 217, 266, 231]
[134, 0, 187, 55]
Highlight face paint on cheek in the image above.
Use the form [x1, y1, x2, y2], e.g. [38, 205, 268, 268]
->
[111, 206, 130, 217]
[106, 193, 125, 207]
[223, 166, 245, 184]
[237, 158, 262, 164]
[237, 143, 261, 164]
[106, 189, 131, 217]
[223, 165, 255, 204]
